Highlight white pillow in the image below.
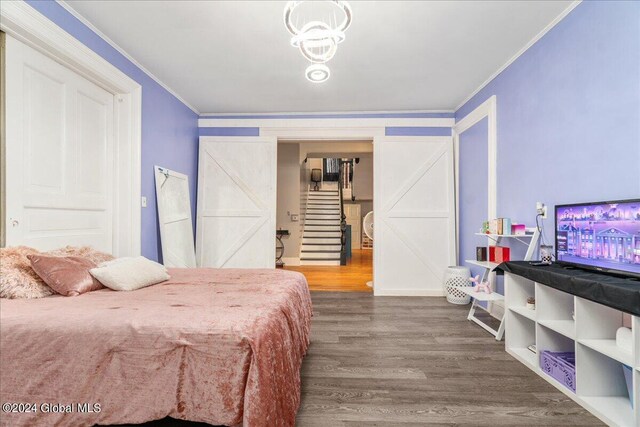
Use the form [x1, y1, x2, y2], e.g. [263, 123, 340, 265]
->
[90, 256, 170, 291]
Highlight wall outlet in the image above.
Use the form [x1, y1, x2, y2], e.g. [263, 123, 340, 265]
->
[141, 196, 147, 208]
[536, 202, 547, 219]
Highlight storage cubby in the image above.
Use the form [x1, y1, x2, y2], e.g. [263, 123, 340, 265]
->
[576, 298, 633, 367]
[504, 273, 536, 321]
[577, 344, 635, 427]
[537, 323, 575, 353]
[506, 308, 537, 368]
[503, 272, 639, 426]
[537, 325, 577, 393]
[536, 284, 576, 339]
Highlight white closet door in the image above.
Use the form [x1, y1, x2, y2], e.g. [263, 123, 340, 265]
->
[196, 137, 277, 268]
[373, 136, 456, 295]
[5, 36, 114, 252]
[154, 166, 196, 268]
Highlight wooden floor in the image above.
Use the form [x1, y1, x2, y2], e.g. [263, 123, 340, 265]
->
[284, 249, 373, 292]
[296, 293, 601, 426]
[136, 293, 601, 427]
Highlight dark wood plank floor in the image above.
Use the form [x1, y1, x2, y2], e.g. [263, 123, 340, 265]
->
[134, 292, 601, 426]
[296, 292, 601, 426]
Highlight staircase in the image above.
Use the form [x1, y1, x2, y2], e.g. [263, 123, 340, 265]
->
[300, 186, 342, 265]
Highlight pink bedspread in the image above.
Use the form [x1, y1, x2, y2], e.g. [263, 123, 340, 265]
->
[0, 268, 312, 427]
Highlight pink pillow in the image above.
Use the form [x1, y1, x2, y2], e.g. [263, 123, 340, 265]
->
[27, 255, 104, 297]
[0, 246, 54, 299]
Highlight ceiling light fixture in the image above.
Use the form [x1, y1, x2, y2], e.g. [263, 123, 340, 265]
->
[284, 1, 352, 83]
[305, 64, 330, 83]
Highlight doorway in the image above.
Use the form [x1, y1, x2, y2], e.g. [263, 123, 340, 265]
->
[197, 129, 456, 296]
[276, 140, 374, 292]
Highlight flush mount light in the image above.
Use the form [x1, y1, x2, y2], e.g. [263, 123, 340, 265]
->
[284, 1, 352, 83]
[305, 64, 330, 83]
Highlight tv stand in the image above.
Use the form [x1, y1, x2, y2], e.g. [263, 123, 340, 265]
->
[503, 264, 639, 426]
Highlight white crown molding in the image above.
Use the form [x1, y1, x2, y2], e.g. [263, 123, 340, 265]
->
[454, 0, 582, 112]
[199, 117, 455, 128]
[261, 126, 385, 140]
[200, 109, 455, 117]
[57, 0, 200, 114]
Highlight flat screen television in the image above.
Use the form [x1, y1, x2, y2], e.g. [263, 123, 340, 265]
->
[555, 199, 640, 278]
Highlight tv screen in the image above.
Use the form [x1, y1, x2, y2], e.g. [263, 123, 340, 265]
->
[555, 199, 640, 278]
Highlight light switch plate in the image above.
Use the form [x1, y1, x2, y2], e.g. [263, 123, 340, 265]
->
[291, 214, 299, 221]
[141, 196, 147, 208]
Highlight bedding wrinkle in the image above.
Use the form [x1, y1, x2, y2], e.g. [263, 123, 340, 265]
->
[0, 268, 311, 427]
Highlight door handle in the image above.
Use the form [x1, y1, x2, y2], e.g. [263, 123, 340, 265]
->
[10, 219, 19, 227]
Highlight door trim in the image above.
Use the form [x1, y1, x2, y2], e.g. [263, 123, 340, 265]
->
[452, 95, 497, 261]
[0, 1, 141, 256]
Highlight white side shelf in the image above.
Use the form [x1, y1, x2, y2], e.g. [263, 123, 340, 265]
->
[504, 272, 638, 427]
[465, 259, 499, 270]
[454, 286, 504, 302]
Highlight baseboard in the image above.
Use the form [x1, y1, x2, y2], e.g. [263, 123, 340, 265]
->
[281, 257, 300, 266]
[374, 288, 445, 297]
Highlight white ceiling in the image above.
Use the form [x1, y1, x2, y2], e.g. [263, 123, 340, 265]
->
[63, 1, 574, 114]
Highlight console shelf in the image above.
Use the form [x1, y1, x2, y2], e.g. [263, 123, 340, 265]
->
[505, 272, 638, 427]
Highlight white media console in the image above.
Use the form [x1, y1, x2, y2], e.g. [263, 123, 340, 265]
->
[505, 272, 639, 426]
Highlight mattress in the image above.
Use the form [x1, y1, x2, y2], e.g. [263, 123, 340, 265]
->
[0, 268, 312, 427]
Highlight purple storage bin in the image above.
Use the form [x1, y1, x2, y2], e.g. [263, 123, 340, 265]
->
[623, 365, 633, 408]
[540, 351, 576, 393]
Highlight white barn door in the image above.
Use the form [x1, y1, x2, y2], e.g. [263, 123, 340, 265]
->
[5, 36, 114, 252]
[373, 136, 456, 296]
[196, 137, 277, 268]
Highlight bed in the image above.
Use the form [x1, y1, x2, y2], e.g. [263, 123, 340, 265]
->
[0, 268, 312, 427]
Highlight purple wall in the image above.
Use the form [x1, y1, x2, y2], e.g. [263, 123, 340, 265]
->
[199, 113, 455, 137]
[199, 126, 451, 137]
[456, 1, 640, 263]
[385, 127, 451, 137]
[459, 118, 489, 277]
[199, 127, 260, 137]
[26, 1, 199, 262]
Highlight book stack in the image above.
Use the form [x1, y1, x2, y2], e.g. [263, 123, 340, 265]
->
[488, 218, 513, 235]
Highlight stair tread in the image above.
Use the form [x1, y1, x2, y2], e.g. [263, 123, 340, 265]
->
[302, 243, 342, 246]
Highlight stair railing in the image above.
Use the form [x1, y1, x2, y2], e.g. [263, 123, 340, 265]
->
[338, 159, 348, 266]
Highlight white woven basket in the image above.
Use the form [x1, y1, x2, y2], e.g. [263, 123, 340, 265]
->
[443, 266, 472, 305]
